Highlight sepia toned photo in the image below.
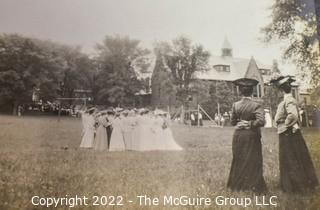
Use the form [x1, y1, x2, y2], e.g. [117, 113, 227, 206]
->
[0, 0, 320, 209]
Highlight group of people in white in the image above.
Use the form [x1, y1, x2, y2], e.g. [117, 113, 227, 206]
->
[79, 107, 183, 151]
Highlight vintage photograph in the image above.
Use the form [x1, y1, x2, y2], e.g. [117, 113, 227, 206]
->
[0, 0, 320, 209]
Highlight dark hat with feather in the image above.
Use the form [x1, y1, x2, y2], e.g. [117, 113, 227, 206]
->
[269, 73, 295, 86]
[232, 78, 259, 87]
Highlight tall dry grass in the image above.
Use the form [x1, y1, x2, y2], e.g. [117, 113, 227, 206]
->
[0, 115, 319, 209]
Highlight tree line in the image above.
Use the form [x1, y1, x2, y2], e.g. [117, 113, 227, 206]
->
[0, 33, 233, 116]
[1, 0, 320, 115]
[0, 34, 152, 114]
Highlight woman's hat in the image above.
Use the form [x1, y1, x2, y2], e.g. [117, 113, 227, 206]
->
[87, 107, 96, 112]
[87, 107, 96, 114]
[99, 110, 109, 114]
[270, 74, 295, 86]
[107, 110, 115, 115]
[122, 110, 129, 115]
[154, 109, 166, 115]
[232, 78, 259, 87]
[114, 107, 123, 112]
[128, 110, 135, 116]
[138, 108, 150, 114]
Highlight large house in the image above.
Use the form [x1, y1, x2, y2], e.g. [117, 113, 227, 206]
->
[150, 38, 299, 109]
[195, 38, 273, 98]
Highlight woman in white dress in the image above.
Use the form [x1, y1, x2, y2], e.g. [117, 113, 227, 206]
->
[158, 113, 183, 151]
[131, 110, 156, 151]
[109, 113, 126, 151]
[131, 112, 142, 151]
[152, 114, 166, 150]
[80, 109, 88, 137]
[80, 108, 96, 148]
[94, 112, 109, 151]
[122, 110, 136, 150]
[264, 109, 273, 128]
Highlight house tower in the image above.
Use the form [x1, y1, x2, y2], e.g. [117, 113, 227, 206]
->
[221, 37, 232, 57]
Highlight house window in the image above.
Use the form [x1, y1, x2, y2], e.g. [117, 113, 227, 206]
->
[214, 65, 230, 72]
[260, 69, 270, 75]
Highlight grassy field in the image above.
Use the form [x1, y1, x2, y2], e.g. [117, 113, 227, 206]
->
[0, 115, 319, 210]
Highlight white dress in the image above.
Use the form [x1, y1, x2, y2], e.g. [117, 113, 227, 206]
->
[159, 117, 183, 150]
[131, 116, 142, 151]
[131, 115, 182, 151]
[122, 116, 135, 150]
[80, 114, 95, 148]
[153, 116, 165, 150]
[80, 112, 87, 137]
[94, 115, 109, 151]
[264, 112, 273, 128]
[109, 117, 126, 151]
[131, 115, 156, 151]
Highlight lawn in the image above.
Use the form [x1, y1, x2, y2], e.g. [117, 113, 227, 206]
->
[0, 115, 319, 210]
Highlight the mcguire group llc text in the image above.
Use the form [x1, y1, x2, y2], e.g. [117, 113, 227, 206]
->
[31, 195, 278, 208]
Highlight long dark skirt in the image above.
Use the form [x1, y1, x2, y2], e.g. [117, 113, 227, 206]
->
[279, 129, 319, 193]
[106, 126, 113, 148]
[227, 129, 267, 193]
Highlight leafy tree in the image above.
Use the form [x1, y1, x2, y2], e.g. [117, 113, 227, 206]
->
[189, 80, 210, 105]
[163, 36, 210, 102]
[313, 0, 320, 46]
[33, 41, 93, 102]
[94, 35, 150, 106]
[310, 86, 320, 106]
[159, 36, 210, 121]
[0, 34, 93, 114]
[262, 0, 320, 86]
[56, 46, 93, 99]
[0, 34, 62, 114]
[202, 81, 236, 116]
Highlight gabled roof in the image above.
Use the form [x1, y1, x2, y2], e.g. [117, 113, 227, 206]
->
[195, 56, 252, 81]
[195, 55, 273, 82]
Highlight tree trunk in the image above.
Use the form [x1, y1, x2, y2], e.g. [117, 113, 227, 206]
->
[180, 105, 185, 124]
[12, 101, 18, 115]
[315, 0, 320, 51]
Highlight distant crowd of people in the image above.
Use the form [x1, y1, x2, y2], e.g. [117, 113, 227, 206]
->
[190, 111, 203, 126]
[187, 106, 319, 128]
[189, 110, 273, 128]
[15, 102, 89, 117]
[15, 98, 320, 129]
[79, 107, 183, 151]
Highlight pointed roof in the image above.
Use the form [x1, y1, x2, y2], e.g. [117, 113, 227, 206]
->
[195, 56, 251, 81]
[222, 37, 232, 49]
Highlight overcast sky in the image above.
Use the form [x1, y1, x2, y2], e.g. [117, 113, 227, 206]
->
[0, 0, 297, 74]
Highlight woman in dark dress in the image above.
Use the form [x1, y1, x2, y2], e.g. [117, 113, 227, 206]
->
[271, 75, 318, 193]
[227, 78, 267, 193]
